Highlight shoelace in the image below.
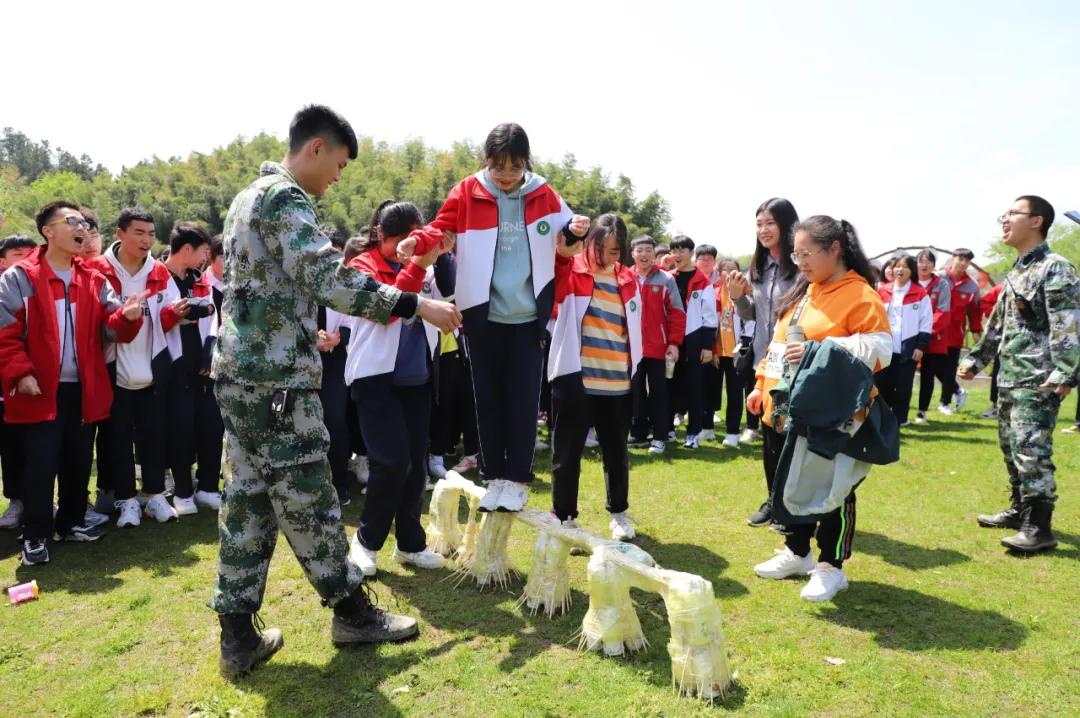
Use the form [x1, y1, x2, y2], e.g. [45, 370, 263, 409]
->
[252, 612, 267, 632]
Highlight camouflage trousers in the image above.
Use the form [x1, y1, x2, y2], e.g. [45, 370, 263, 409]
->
[997, 387, 1061, 502]
[208, 383, 361, 614]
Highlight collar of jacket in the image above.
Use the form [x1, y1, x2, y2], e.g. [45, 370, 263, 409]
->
[571, 256, 636, 291]
[1015, 241, 1049, 269]
[260, 161, 309, 198]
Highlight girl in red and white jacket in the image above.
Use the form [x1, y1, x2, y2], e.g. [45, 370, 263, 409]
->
[548, 214, 641, 541]
[343, 201, 453, 577]
[876, 254, 932, 426]
[914, 249, 952, 423]
[399, 124, 590, 514]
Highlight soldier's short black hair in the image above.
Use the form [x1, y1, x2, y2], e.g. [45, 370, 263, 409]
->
[670, 234, 695, 251]
[210, 234, 224, 259]
[1, 234, 37, 259]
[35, 200, 81, 238]
[117, 207, 155, 231]
[289, 105, 358, 160]
[1015, 195, 1055, 238]
[169, 221, 211, 253]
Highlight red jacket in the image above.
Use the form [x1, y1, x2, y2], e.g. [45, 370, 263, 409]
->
[980, 283, 1003, 318]
[946, 272, 983, 348]
[347, 249, 427, 312]
[0, 246, 141, 424]
[635, 266, 686, 359]
[923, 274, 952, 355]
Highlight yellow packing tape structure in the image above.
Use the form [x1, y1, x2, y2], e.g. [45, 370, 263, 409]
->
[427, 471, 734, 700]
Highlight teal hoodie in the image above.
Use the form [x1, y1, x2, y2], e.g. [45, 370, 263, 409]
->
[478, 169, 545, 324]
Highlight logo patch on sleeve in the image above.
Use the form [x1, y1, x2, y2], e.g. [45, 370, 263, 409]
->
[537, 220, 551, 236]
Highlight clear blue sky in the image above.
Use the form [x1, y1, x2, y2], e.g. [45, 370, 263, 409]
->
[5, 0, 1077, 260]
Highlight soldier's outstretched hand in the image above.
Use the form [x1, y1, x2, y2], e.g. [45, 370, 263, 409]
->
[416, 297, 462, 333]
[1039, 380, 1073, 397]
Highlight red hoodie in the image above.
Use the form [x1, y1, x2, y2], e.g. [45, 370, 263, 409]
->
[0, 246, 141, 424]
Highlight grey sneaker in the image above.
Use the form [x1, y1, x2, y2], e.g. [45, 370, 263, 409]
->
[331, 585, 419, 645]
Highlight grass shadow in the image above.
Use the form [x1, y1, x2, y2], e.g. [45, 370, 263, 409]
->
[856, 531, 970, 570]
[815, 581, 1028, 651]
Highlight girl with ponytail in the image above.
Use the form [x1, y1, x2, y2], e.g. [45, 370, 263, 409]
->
[746, 215, 892, 602]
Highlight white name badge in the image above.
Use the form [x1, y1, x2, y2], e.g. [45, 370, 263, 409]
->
[764, 341, 786, 379]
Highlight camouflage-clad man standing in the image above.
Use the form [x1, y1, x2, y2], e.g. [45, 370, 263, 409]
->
[960, 195, 1080, 553]
[210, 105, 461, 676]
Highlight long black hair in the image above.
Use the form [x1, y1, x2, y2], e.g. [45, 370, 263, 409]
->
[356, 200, 424, 253]
[750, 197, 799, 283]
[776, 215, 877, 317]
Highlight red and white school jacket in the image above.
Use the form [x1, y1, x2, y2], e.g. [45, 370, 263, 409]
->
[408, 171, 573, 332]
[636, 266, 686, 359]
[0, 246, 142, 424]
[89, 245, 182, 390]
[946, 272, 983, 349]
[547, 255, 642, 382]
[674, 268, 718, 353]
[196, 270, 223, 371]
[343, 249, 444, 382]
[877, 282, 932, 359]
[920, 273, 952, 355]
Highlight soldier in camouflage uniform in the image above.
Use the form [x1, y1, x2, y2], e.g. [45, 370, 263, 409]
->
[959, 195, 1080, 553]
[209, 105, 461, 677]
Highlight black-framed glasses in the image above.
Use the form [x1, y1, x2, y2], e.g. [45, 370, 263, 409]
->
[45, 216, 91, 230]
[997, 210, 1032, 224]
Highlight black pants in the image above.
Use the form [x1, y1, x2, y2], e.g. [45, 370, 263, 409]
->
[551, 389, 630, 521]
[630, 358, 670, 441]
[875, 353, 917, 425]
[91, 423, 113, 495]
[762, 424, 785, 502]
[703, 357, 743, 435]
[193, 376, 223, 494]
[918, 351, 954, 412]
[941, 347, 962, 405]
[785, 490, 857, 569]
[320, 346, 350, 496]
[21, 383, 94, 540]
[351, 377, 431, 553]
[670, 354, 705, 436]
[463, 320, 542, 483]
[103, 385, 167, 500]
[0, 402, 23, 501]
[430, 349, 479, 457]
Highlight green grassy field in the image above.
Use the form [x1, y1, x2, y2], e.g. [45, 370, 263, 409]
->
[0, 385, 1077, 717]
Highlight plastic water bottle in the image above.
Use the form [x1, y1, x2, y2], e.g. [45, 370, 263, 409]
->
[665, 353, 676, 379]
[8, 580, 39, 605]
[784, 324, 805, 382]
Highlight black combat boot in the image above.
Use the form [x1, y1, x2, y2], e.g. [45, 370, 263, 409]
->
[1001, 500, 1058, 553]
[976, 486, 1022, 529]
[331, 584, 419, 645]
[218, 613, 284, 678]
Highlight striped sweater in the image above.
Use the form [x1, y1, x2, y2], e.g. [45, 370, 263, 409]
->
[581, 270, 631, 395]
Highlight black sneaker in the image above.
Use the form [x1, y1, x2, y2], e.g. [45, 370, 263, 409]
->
[331, 584, 418, 645]
[20, 538, 50, 565]
[55, 524, 106, 542]
[747, 502, 772, 527]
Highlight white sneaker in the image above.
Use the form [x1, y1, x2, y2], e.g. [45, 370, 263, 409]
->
[350, 454, 370, 484]
[144, 494, 178, 523]
[427, 455, 447, 479]
[739, 429, 761, 444]
[83, 506, 110, 528]
[722, 434, 740, 448]
[937, 404, 955, 416]
[753, 546, 815, 579]
[116, 498, 142, 528]
[495, 479, 529, 512]
[673, 414, 683, 428]
[584, 429, 599, 448]
[0, 499, 23, 529]
[698, 429, 716, 442]
[393, 547, 447, 570]
[173, 494, 198, 516]
[667, 431, 677, 443]
[452, 453, 479, 472]
[913, 412, 928, 424]
[648, 440, 666, 455]
[684, 433, 700, 449]
[350, 533, 377, 577]
[954, 387, 968, 410]
[800, 563, 849, 602]
[194, 491, 222, 510]
[478, 479, 506, 512]
[609, 512, 636, 541]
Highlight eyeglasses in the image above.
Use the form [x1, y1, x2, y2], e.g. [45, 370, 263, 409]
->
[790, 247, 827, 264]
[45, 216, 91, 230]
[997, 210, 1033, 223]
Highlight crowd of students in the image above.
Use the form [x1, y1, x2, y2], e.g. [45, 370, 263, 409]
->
[0, 124, 1074, 608]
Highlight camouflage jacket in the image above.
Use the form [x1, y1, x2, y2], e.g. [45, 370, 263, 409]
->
[961, 242, 1080, 388]
[212, 162, 404, 388]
